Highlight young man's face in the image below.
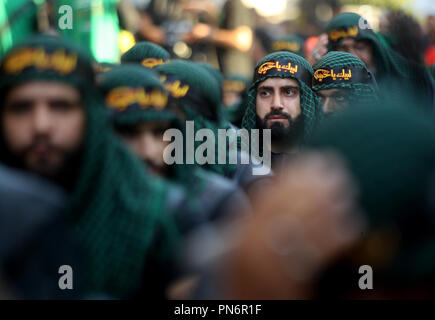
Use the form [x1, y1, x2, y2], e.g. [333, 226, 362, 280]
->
[336, 38, 376, 73]
[256, 77, 303, 145]
[316, 88, 349, 114]
[116, 121, 172, 177]
[2, 81, 86, 178]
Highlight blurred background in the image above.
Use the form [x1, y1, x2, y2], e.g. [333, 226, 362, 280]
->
[2, 0, 435, 77]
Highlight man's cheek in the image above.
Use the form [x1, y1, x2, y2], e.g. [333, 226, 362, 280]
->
[3, 118, 30, 152]
[55, 114, 86, 150]
[256, 100, 269, 119]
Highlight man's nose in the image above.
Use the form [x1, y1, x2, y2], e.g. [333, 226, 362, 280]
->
[271, 93, 283, 110]
[322, 98, 334, 114]
[138, 133, 160, 161]
[32, 103, 52, 134]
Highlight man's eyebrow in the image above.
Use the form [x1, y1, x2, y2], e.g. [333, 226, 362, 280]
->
[258, 85, 300, 90]
[257, 85, 273, 91]
[281, 85, 300, 90]
[4, 98, 33, 106]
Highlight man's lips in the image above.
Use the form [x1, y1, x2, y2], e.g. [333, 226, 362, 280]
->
[267, 115, 288, 121]
[29, 144, 52, 155]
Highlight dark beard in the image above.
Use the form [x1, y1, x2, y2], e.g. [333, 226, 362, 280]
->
[256, 110, 305, 149]
[0, 137, 84, 193]
[142, 159, 172, 178]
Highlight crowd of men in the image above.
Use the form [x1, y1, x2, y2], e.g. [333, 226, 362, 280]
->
[2, 9, 435, 300]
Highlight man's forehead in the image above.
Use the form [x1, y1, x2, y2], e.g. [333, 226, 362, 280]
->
[316, 88, 347, 96]
[258, 77, 300, 88]
[337, 38, 356, 46]
[6, 81, 81, 100]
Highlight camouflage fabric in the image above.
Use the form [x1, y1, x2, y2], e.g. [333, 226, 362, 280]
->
[313, 51, 378, 106]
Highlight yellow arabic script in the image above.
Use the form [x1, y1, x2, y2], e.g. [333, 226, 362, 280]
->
[106, 87, 168, 111]
[257, 61, 299, 75]
[163, 80, 190, 98]
[223, 80, 246, 92]
[272, 41, 301, 52]
[142, 58, 165, 68]
[314, 69, 352, 82]
[328, 26, 359, 42]
[4, 48, 78, 75]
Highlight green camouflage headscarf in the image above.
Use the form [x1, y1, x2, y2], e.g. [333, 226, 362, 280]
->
[100, 64, 176, 125]
[313, 51, 378, 106]
[121, 41, 170, 68]
[0, 35, 179, 298]
[325, 12, 434, 110]
[241, 51, 322, 143]
[270, 35, 305, 57]
[156, 60, 237, 178]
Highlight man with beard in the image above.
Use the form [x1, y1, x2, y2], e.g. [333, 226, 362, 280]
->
[0, 35, 182, 299]
[240, 51, 322, 171]
[312, 51, 378, 115]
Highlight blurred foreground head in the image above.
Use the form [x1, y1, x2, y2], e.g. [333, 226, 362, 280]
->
[225, 97, 435, 299]
[310, 99, 435, 298]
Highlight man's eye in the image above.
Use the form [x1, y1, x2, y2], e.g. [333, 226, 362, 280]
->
[116, 125, 141, 138]
[152, 127, 167, 136]
[285, 89, 296, 95]
[258, 90, 269, 97]
[5, 101, 32, 114]
[51, 101, 77, 111]
[335, 95, 346, 102]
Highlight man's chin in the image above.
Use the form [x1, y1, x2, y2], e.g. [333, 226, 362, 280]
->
[145, 162, 167, 177]
[26, 158, 64, 178]
[267, 119, 289, 127]
[267, 121, 290, 133]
